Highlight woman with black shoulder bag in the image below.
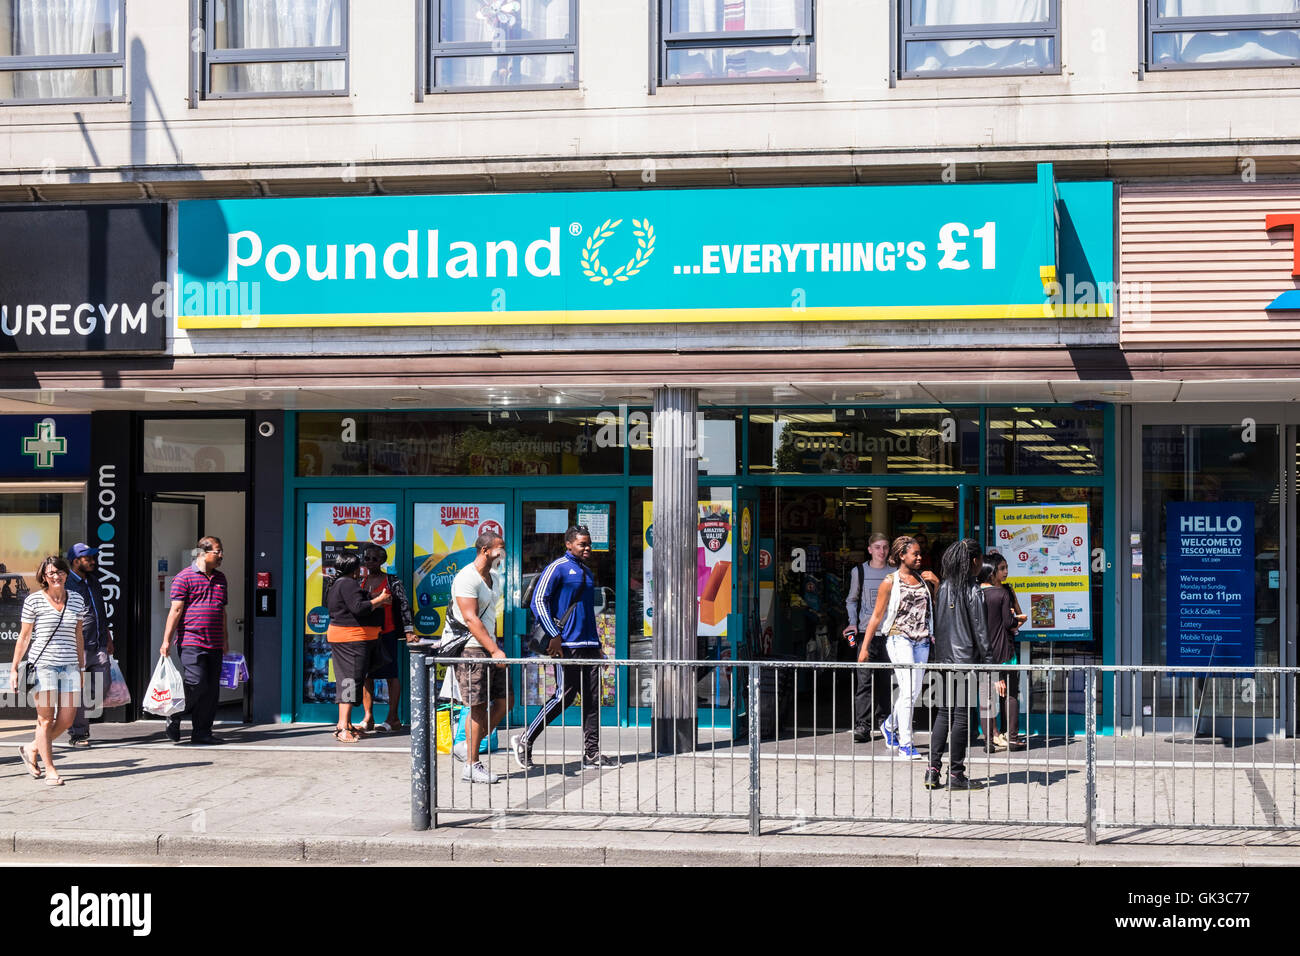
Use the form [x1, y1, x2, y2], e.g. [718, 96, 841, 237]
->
[8, 555, 86, 786]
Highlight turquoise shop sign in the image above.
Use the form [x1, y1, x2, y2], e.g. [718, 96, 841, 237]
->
[176, 166, 1113, 329]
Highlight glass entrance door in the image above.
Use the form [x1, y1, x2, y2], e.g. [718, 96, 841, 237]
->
[516, 493, 622, 727]
[1137, 420, 1284, 735]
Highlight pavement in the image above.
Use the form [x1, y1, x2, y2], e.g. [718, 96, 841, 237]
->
[0, 717, 1298, 866]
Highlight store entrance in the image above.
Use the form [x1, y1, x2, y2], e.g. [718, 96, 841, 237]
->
[755, 485, 961, 732]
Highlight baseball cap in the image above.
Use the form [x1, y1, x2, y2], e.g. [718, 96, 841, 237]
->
[67, 543, 100, 560]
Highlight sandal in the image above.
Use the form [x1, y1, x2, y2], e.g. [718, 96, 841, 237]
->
[333, 727, 361, 743]
[18, 745, 42, 779]
[375, 721, 392, 734]
[358, 718, 376, 734]
[45, 774, 64, 787]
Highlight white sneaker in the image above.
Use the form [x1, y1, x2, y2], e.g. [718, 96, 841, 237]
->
[511, 734, 534, 770]
[461, 761, 499, 784]
[451, 740, 468, 762]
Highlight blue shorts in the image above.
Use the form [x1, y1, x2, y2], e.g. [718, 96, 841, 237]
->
[34, 662, 82, 696]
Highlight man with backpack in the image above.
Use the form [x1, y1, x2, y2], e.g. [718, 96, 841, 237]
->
[845, 533, 892, 743]
[512, 525, 615, 771]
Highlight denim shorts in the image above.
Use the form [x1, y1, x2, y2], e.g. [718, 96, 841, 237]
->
[34, 662, 82, 695]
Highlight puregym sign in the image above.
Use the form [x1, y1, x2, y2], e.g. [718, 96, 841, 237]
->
[0, 204, 166, 352]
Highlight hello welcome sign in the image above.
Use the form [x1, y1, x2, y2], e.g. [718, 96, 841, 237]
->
[175, 174, 1113, 329]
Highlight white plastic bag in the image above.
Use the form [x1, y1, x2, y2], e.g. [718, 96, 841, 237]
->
[438, 664, 461, 703]
[143, 655, 186, 717]
[103, 656, 132, 708]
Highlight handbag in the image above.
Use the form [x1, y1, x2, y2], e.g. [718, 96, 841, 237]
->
[19, 602, 66, 693]
[437, 616, 473, 657]
[524, 567, 587, 656]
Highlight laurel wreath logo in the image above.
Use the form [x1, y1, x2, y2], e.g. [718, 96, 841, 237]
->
[580, 218, 655, 285]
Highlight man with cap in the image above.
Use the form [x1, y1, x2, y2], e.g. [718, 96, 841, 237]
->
[66, 542, 114, 748]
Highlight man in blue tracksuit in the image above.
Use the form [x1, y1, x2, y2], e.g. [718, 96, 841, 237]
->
[512, 525, 614, 770]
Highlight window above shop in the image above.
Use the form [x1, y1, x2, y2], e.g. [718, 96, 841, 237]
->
[143, 419, 247, 474]
[200, 0, 347, 99]
[628, 408, 741, 476]
[985, 406, 1104, 476]
[296, 410, 626, 477]
[658, 0, 814, 85]
[897, 0, 1060, 78]
[748, 408, 979, 476]
[1145, 0, 1300, 70]
[428, 0, 576, 92]
[0, 0, 125, 105]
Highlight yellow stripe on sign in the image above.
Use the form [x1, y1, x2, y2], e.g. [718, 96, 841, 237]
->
[1006, 576, 1089, 592]
[176, 302, 1115, 330]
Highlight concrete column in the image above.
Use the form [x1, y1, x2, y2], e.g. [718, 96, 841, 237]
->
[652, 387, 698, 754]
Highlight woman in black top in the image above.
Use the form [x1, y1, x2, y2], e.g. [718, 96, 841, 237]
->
[325, 552, 390, 742]
[978, 552, 1024, 751]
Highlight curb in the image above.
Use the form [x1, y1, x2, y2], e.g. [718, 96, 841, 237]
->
[3, 826, 1298, 866]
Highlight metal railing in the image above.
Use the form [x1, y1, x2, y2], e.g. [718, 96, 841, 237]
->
[409, 654, 1300, 844]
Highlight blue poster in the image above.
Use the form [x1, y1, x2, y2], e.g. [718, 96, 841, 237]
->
[1166, 502, 1255, 670]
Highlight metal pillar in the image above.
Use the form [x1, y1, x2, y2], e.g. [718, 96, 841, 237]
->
[410, 650, 431, 831]
[652, 386, 698, 754]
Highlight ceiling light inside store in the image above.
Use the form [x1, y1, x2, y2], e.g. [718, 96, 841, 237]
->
[390, 395, 421, 403]
[1100, 390, 1130, 397]
[167, 398, 198, 404]
[853, 390, 885, 399]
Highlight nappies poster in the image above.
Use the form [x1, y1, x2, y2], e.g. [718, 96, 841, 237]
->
[994, 504, 1091, 641]
[411, 502, 505, 639]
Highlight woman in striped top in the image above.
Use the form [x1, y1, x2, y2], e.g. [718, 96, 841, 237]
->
[8, 555, 86, 786]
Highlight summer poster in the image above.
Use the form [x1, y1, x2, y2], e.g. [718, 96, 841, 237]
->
[302, 502, 397, 705]
[994, 504, 1091, 641]
[411, 503, 505, 640]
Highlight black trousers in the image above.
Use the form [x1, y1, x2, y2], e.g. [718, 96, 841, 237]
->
[928, 671, 973, 777]
[70, 648, 111, 738]
[521, 645, 601, 759]
[167, 646, 223, 741]
[854, 633, 891, 733]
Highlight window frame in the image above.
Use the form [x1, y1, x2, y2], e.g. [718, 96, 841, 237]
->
[0, 0, 126, 106]
[200, 0, 350, 101]
[1144, 0, 1300, 72]
[657, 0, 815, 87]
[426, 0, 579, 94]
[896, 0, 1060, 80]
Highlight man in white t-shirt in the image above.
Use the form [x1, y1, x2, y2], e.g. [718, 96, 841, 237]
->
[449, 531, 508, 784]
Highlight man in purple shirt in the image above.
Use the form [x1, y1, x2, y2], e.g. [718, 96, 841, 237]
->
[160, 535, 229, 745]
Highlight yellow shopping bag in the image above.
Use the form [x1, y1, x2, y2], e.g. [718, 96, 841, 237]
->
[436, 706, 454, 754]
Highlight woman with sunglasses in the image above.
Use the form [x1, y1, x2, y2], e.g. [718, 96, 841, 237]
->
[8, 555, 86, 786]
[359, 544, 414, 733]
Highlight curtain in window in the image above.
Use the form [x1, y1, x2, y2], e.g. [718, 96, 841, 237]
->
[1159, 0, 1298, 15]
[910, 0, 1049, 26]
[438, 0, 571, 87]
[668, 0, 808, 79]
[1155, 0, 1300, 65]
[216, 0, 344, 93]
[672, 0, 807, 32]
[907, 0, 1052, 72]
[0, 0, 118, 99]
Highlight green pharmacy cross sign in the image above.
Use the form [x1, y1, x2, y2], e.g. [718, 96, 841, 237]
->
[22, 419, 68, 469]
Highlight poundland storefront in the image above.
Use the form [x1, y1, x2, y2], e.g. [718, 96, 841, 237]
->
[171, 169, 1120, 731]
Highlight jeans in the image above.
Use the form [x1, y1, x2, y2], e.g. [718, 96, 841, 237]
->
[883, 634, 929, 747]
